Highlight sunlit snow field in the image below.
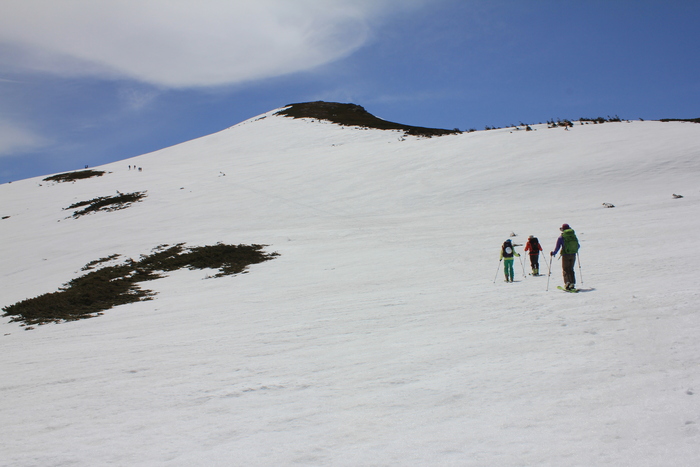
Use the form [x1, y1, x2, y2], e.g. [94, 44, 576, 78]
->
[2, 110, 699, 466]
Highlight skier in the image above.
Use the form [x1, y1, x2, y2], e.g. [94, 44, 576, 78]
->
[524, 235, 543, 275]
[500, 239, 520, 282]
[550, 224, 580, 290]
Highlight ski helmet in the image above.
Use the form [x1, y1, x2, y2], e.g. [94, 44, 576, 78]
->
[561, 223, 570, 231]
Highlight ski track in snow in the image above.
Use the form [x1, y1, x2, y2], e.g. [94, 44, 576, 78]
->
[1, 113, 700, 466]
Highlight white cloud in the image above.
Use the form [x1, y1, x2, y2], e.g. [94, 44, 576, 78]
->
[0, 120, 48, 157]
[0, 0, 426, 88]
[118, 87, 160, 111]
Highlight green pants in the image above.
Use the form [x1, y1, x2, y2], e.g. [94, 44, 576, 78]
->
[504, 259, 515, 280]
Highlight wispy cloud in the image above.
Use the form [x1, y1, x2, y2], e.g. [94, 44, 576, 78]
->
[0, 120, 49, 157]
[118, 87, 160, 112]
[0, 0, 430, 88]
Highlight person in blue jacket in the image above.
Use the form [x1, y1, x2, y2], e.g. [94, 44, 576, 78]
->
[551, 224, 580, 290]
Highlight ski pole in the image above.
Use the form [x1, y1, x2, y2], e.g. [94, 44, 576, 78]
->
[546, 254, 554, 291]
[577, 252, 583, 284]
[518, 254, 526, 277]
[540, 251, 551, 274]
[493, 259, 502, 283]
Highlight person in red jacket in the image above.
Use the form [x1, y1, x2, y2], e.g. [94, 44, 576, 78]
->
[524, 235, 543, 276]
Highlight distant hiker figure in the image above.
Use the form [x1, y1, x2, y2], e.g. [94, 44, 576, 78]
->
[500, 239, 520, 282]
[524, 235, 543, 275]
[551, 224, 580, 290]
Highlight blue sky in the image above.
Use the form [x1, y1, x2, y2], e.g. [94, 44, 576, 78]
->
[1, 0, 698, 184]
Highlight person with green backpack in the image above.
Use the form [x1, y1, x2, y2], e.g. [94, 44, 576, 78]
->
[550, 223, 580, 290]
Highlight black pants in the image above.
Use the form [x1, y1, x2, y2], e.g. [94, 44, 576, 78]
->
[529, 254, 539, 271]
[562, 254, 576, 285]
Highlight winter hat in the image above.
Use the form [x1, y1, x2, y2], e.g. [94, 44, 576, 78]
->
[560, 223, 570, 231]
[505, 239, 512, 243]
[528, 235, 534, 239]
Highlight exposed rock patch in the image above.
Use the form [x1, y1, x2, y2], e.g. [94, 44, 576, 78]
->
[275, 101, 460, 137]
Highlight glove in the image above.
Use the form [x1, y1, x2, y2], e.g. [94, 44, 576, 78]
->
[550, 251, 554, 256]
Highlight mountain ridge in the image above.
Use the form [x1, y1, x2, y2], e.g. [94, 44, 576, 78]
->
[274, 101, 461, 137]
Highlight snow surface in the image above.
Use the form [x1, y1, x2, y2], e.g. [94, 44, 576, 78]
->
[1, 111, 700, 466]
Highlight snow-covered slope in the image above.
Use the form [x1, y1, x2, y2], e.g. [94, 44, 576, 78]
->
[1, 107, 699, 466]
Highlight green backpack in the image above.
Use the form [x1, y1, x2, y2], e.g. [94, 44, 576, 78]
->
[562, 229, 580, 254]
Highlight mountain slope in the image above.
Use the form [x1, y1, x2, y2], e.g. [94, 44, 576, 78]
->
[1, 105, 700, 466]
